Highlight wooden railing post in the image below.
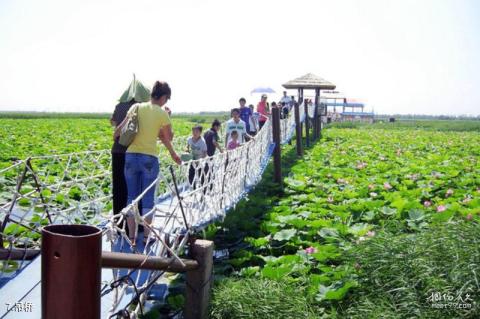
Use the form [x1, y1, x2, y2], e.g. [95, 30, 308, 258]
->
[304, 103, 310, 147]
[271, 107, 282, 184]
[318, 103, 323, 139]
[185, 239, 214, 319]
[294, 102, 303, 157]
[313, 103, 319, 140]
[314, 88, 320, 140]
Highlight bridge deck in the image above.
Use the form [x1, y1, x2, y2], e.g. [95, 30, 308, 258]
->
[0, 139, 280, 318]
[0, 193, 184, 319]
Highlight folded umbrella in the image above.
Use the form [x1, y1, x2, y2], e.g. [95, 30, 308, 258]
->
[118, 74, 151, 103]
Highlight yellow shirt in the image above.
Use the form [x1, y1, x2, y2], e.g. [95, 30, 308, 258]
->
[126, 102, 171, 157]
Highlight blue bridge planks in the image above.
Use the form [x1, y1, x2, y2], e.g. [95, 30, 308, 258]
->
[0, 141, 278, 318]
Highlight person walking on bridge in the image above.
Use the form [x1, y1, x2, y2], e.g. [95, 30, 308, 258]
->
[256, 94, 270, 129]
[110, 76, 151, 221]
[114, 81, 181, 245]
[238, 97, 252, 140]
[225, 108, 253, 147]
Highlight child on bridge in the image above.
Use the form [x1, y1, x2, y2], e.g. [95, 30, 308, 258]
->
[187, 125, 207, 189]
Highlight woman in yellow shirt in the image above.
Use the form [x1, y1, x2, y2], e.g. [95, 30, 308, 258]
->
[115, 81, 181, 245]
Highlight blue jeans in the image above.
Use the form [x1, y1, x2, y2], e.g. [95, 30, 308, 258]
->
[124, 153, 159, 214]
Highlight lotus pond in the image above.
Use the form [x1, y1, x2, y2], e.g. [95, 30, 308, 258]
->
[209, 126, 480, 318]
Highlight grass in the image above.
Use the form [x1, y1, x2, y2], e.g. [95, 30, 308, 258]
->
[327, 119, 480, 131]
[208, 123, 480, 318]
[209, 277, 321, 319]
[210, 221, 480, 319]
[336, 220, 480, 319]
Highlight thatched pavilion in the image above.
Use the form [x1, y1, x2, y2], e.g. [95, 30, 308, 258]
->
[282, 73, 336, 106]
[282, 73, 336, 139]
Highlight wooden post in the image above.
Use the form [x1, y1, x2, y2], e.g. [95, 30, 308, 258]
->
[294, 102, 303, 156]
[297, 88, 304, 105]
[314, 88, 320, 140]
[318, 105, 322, 138]
[297, 88, 304, 141]
[315, 89, 327, 138]
[101, 251, 198, 272]
[42, 225, 102, 319]
[271, 106, 282, 183]
[304, 102, 310, 147]
[0, 248, 40, 260]
[185, 239, 214, 319]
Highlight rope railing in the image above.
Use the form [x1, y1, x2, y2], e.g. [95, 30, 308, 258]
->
[0, 103, 306, 317]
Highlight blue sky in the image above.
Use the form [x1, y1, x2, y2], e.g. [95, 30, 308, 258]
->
[0, 0, 479, 115]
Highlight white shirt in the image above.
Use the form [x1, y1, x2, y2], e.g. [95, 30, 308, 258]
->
[280, 96, 292, 105]
[187, 136, 207, 160]
[225, 118, 247, 144]
[249, 112, 260, 132]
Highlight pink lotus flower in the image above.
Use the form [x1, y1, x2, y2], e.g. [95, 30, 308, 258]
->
[466, 213, 473, 221]
[356, 162, 367, 169]
[305, 246, 317, 254]
[383, 182, 392, 190]
[436, 205, 447, 212]
[462, 197, 472, 204]
[369, 192, 378, 197]
[327, 196, 334, 203]
[432, 172, 442, 178]
[423, 200, 432, 207]
[366, 230, 375, 237]
[445, 189, 454, 197]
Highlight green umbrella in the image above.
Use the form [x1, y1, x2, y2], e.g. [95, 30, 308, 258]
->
[118, 74, 151, 103]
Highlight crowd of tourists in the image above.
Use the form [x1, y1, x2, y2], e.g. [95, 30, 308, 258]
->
[110, 78, 296, 243]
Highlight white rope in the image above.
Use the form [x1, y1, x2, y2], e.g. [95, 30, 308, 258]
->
[0, 107, 306, 316]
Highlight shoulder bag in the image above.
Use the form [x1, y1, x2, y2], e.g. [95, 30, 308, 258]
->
[119, 104, 139, 147]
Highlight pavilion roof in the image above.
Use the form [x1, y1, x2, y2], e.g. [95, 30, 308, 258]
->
[282, 73, 336, 90]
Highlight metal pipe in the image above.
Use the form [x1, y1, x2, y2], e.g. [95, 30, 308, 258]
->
[42, 224, 102, 319]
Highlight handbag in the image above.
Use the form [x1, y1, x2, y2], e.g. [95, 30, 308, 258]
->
[119, 104, 139, 147]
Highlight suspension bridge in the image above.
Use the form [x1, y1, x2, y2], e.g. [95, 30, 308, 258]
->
[0, 101, 315, 318]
